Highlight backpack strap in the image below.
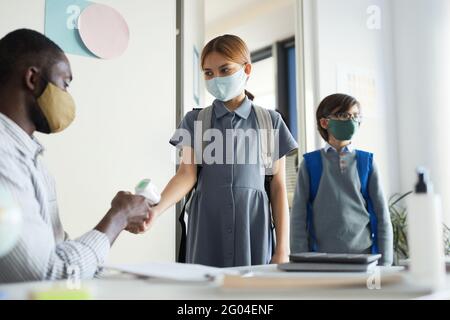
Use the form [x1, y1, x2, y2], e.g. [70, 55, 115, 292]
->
[177, 195, 189, 263]
[253, 105, 276, 256]
[253, 105, 275, 175]
[195, 106, 213, 165]
[303, 150, 323, 252]
[355, 150, 378, 254]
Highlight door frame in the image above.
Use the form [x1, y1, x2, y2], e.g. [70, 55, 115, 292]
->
[295, 0, 320, 153]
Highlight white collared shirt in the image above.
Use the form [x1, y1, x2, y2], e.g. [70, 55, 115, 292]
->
[0, 112, 110, 283]
[324, 142, 354, 154]
[324, 142, 354, 173]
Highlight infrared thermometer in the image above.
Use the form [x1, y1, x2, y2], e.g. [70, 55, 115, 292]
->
[135, 179, 161, 206]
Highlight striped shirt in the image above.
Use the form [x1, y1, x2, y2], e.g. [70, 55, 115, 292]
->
[0, 113, 110, 283]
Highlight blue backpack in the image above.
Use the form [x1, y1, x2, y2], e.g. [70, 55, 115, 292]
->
[303, 149, 378, 254]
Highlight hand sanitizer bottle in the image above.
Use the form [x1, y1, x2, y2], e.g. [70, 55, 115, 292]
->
[406, 167, 446, 291]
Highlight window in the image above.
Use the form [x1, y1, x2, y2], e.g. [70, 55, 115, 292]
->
[250, 37, 299, 209]
[247, 56, 276, 110]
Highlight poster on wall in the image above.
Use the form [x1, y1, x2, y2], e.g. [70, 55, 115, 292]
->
[45, 0, 130, 59]
[45, 0, 95, 57]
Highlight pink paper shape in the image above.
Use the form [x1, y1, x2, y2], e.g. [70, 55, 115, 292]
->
[78, 4, 130, 59]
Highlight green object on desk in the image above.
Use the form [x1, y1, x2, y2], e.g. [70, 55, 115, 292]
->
[31, 288, 92, 300]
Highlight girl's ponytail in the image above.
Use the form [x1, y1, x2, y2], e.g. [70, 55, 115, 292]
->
[245, 90, 255, 101]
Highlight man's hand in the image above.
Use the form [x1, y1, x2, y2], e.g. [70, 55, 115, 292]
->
[95, 191, 152, 244]
[110, 191, 151, 225]
[125, 206, 160, 234]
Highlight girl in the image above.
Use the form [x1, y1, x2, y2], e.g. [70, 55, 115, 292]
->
[290, 94, 393, 265]
[129, 35, 298, 267]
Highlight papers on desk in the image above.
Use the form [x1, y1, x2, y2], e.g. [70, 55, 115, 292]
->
[104, 262, 406, 290]
[105, 262, 239, 282]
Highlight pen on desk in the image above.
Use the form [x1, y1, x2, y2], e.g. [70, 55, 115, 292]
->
[204, 274, 216, 281]
[204, 270, 255, 281]
[239, 270, 254, 277]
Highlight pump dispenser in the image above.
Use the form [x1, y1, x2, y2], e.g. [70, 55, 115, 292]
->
[407, 167, 446, 291]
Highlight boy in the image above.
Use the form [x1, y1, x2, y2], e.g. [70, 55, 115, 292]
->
[290, 94, 393, 265]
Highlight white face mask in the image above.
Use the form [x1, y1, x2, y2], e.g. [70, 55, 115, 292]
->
[205, 67, 248, 102]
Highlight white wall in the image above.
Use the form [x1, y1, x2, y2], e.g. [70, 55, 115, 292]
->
[182, 0, 205, 112]
[0, 0, 177, 264]
[305, 0, 400, 197]
[393, 0, 450, 225]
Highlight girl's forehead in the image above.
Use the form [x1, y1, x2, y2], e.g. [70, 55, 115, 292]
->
[203, 51, 240, 68]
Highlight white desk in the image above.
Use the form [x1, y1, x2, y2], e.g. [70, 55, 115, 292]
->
[1, 265, 449, 300]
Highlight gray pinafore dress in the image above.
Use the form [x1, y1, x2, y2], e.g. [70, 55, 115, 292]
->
[170, 97, 298, 267]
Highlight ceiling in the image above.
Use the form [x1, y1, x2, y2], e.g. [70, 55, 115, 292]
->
[205, 0, 263, 25]
[204, 0, 296, 51]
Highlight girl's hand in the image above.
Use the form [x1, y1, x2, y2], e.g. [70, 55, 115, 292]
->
[125, 205, 160, 234]
[270, 251, 289, 264]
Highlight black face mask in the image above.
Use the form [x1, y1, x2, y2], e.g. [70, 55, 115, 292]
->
[29, 102, 51, 134]
[28, 77, 51, 134]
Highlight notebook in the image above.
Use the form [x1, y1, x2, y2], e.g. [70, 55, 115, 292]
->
[278, 260, 379, 273]
[277, 253, 382, 273]
[289, 253, 382, 264]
